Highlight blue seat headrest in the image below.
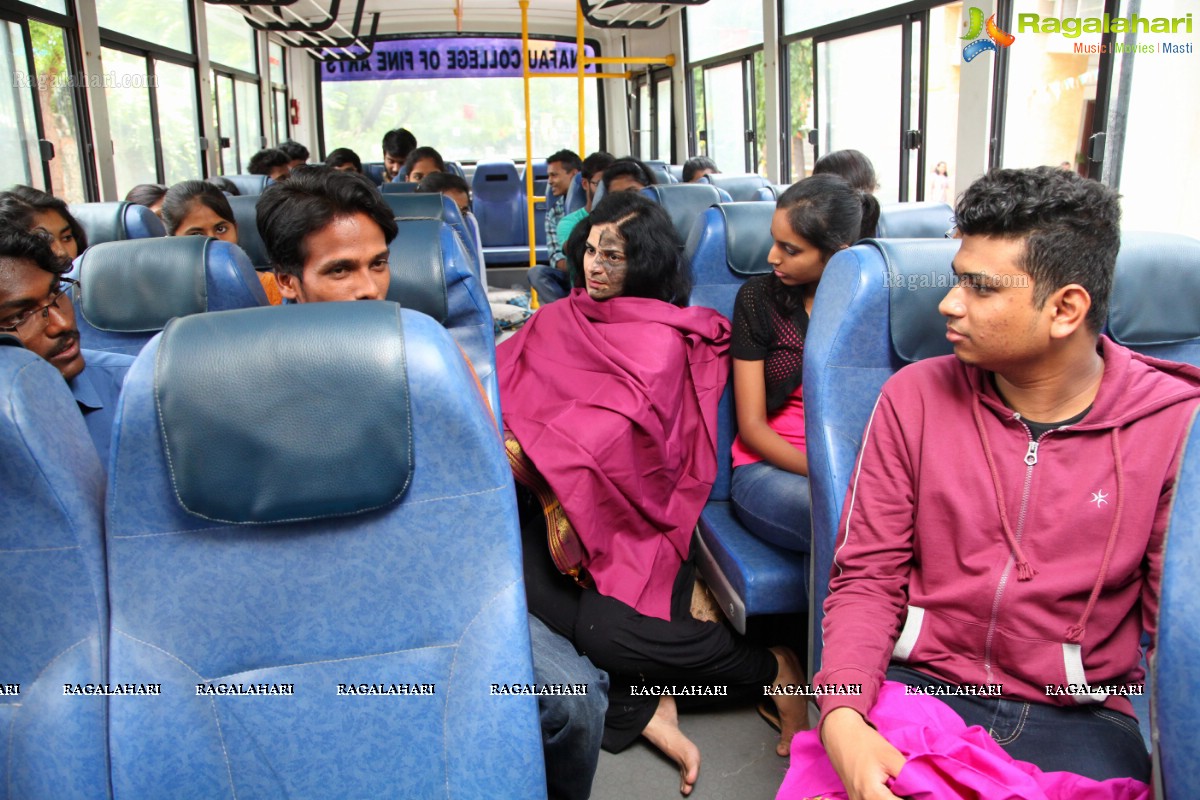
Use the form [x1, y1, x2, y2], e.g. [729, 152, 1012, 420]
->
[70, 201, 166, 245]
[154, 302, 413, 524]
[76, 238, 259, 332]
[226, 195, 268, 267]
[381, 192, 444, 219]
[641, 184, 730, 243]
[721, 202, 776, 276]
[708, 174, 771, 202]
[873, 238, 959, 363]
[380, 181, 418, 194]
[387, 218, 450, 323]
[224, 174, 271, 196]
[1108, 231, 1200, 348]
[877, 202, 955, 239]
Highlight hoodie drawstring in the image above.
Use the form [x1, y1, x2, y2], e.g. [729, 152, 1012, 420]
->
[1065, 429, 1125, 644]
[972, 396, 1038, 581]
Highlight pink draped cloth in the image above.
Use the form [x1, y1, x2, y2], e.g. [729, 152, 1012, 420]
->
[779, 681, 1150, 800]
[497, 289, 731, 621]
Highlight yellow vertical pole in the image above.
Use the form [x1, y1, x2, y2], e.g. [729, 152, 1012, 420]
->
[520, 0, 537, 268]
[576, 3, 585, 157]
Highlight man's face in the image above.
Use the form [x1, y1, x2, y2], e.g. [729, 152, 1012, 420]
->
[275, 213, 391, 304]
[938, 234, 1049, 372]
[383, 153, 406, 180]
[0, 257, 84, 379]
[584, 173, 602, 209]
[547, 161, 578, 198]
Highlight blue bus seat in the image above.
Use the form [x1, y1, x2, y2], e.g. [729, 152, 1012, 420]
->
[362, 161, 387, 186]
[1107, 231, 1200, 364]
[222, 174, 271, 195]
[381, 181, 418, 194]
[389, 218, 499, 422]
[446, 161, 466, 179]
[564, 172, 586, 215]
[103, 303, 544, 798]
[72, 237, 267, 355]
[707, 173, 771, 202]
[646, 160, 675, 185]
[473, 160, 533, 266]
[69, 201, 165, 245]
[667, 164, 684, 182]
[754, 184, 791, 202]
[641, 183, 733, 243]
[683, 201, 807, 632]
[0, 346, 111, 799]
[876, 201, 954, 238]
[1155, 407, 1200, 799]
[463, 211, 489, 288]
[382, 192, 483, 286]
[226, 194, 269, 269]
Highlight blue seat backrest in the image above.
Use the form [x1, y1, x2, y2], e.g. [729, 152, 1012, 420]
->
[362, 161, 387, 186]
[383, 192, 483, 286]
[0, 347, 110, 799]
[70, 201, 166, 245]
[876, 202, 954, 238]
[446, 161, 466, 179]
[388, 218, 500, 421]
[804, 238, 959, 675]
[668, 164, 684, 182]
[104, 303, 543, 798]
[226, 194, 268, 268]
[381, 180, 418, 194]
[641, 183, 732, 243]
[564, 172, 586, 215]
[684, 201, 777, 499]
[708, 173, 771, 202]
[523, 159, 548, 183]
[1107, 231, 1200, 363]
[1155, 406, 1200, 799]
[754, 183, 791, 202]
[223, 174, 271, 196]
[473, 160, 528, 248]
[648, 162, 675, 185]
[72, 237, 267, 355]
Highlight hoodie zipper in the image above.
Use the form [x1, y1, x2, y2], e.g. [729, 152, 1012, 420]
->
[982, 416, 1045, 685]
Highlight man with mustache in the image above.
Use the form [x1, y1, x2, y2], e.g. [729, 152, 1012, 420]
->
[0, 222, 132, 467]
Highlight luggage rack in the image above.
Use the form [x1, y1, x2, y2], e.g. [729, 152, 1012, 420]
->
[577, 0, 708, 29]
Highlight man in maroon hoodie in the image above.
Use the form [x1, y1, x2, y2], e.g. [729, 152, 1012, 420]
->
[815, 166, 1200, 797]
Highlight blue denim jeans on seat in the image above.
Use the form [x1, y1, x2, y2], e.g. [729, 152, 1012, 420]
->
[527, 266, 572, 305]
[731, 460, 812, 553]
[530, 614, 609, 800]
[887, 664, 1151, 782]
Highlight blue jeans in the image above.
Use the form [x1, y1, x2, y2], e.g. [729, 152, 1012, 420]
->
[527, 265, 572, 304]
[888, 665, 1150, 782]
[530, 614, 608, 800]
[731, 460, 812, 553]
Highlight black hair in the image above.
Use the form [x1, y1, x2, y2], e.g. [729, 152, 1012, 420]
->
[279, 140, 310, 163]
[381, 128, 417, 159]
[416, 172, 470, 198]
[257, 167, 398, 279]
[161, 180, 236, 236]
[682, 156, 719, 183]
[125, 183, 168, 208]
[324, 147, 363, 173]
[405, 146, 445, 174]
[812, 149, 878, 193]
[770, 174, 865, 314]
[0, 220, 65, 276]
[601, 157, 656, 192]
[955, 166, 1120, 332]
[581, 152, 615, 181]
[247, 148, 290, 176]
[2, 185, 89, 253]
[564, 191, 690, 306]
[207, 176, 240, 196]
[547, 149, 583, 173]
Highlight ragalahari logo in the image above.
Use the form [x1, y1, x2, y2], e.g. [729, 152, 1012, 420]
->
[961, 7, 1016, 62]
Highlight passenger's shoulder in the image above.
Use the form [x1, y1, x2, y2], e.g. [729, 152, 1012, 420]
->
[884, 355, 966, 396]
[81, 349, 136, 385]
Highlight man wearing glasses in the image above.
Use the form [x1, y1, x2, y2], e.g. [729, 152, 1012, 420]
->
[0, 223, 132, 466]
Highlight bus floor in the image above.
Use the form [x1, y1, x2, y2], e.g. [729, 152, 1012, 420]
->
[591, 611, 811, 800]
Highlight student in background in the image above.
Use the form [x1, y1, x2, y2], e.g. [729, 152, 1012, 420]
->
[381, 128, 418, 183]
[125, 183, 168, 217]
[325, 147, 364, 174]
[527, 148, 582, 305]
[682, 156, 719, 183]
[279, 140, 310, 170]
[415, 172, 471, 216]
[248, 148, 292, 183]
[404, 147, 446, 183]
[0, 186, 89, 268]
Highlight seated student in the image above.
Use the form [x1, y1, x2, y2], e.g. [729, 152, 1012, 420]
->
[812, 149, 880, 239]
[278, 140, 310, 171]
[682, 156, 719, 183]
[324, 147, 363, 174]
[161, 180, 281, 305]
[730, 175, 878, 555]
[555, 156, 653, 288]
[247, 148, 292, 183]
[0, 185, 89, 268]
[0, 222, 132, 465]
[404, 146, 446, 183]
[415, 171, 471, 216]
[815, 167, 1200, 796]
[256, 167, 609, 799]
[207, 176, 240, 196]
[553, 151, 613, 261]
[526, 149, 582, 305]
[125, 183, 168, 218]
[501, 192, 808, 796]
[381, 127, 418, 183]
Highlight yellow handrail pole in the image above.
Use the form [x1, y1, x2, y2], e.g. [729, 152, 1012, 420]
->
[520, 0, 536, 268]
[576, 1, 585, 158]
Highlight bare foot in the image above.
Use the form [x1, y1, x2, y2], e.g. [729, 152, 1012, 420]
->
[641, 695, 701, 795]
[769, 646, 812, 757]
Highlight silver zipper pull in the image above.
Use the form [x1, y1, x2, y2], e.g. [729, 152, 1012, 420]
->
[1025, 440, 1038, 466]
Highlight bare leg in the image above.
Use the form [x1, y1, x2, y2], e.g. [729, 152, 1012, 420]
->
[769, 646, 812, 757]
[641, 695, 701, 795]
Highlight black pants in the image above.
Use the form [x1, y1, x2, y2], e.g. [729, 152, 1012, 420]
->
[519, 490, 778, 751]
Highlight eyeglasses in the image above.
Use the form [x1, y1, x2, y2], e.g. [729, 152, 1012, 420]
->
[0, 277, 78, 336]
